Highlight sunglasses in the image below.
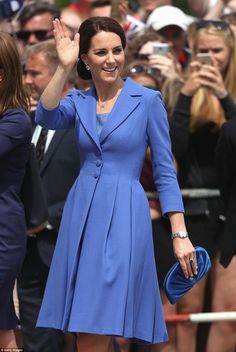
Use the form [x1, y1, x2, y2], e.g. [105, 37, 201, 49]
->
[15, 30, 52, 41]
[129, 64, 160, 77]
[196, 20, 229, 30]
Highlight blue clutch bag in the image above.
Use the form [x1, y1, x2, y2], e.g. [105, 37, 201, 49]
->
[163, 247, 211, 304]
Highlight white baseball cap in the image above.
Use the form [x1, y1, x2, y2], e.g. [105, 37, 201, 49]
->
[146, 6, 189, 32]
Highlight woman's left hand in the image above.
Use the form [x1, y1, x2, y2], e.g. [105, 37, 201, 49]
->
[173, 237, 198, 279]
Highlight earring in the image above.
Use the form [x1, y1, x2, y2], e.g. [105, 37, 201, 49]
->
[85, 64, 90, 71]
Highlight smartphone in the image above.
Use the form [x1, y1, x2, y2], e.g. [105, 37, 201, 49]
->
[152, 43, 170, 56]
[196, 53, 212, 65]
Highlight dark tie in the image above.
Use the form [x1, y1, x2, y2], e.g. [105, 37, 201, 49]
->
[36, 127, 48, 167]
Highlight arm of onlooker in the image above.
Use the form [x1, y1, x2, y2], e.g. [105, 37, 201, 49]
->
[216, 121, 234, 205]
[203, 0, 236, 19]
[187, 0, 210, 18]
[148, 53, 182, 81]
[27, 200, 67, 235]
[220, 95, 236, 119]
[195, 62, 236, 118]
[197, 64, 227, 98]
[0, 111, 31, 157]
[170, 93, 192, 158]
[227, 0, 236, 11]
[188, 0, 236, 18]
[204, 0, 226, 19]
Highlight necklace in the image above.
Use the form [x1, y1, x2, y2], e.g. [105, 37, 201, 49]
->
[99, 101, 106, 108]
[97, 88, 122, 109]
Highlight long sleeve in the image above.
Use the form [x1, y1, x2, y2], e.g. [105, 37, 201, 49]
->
[169, 93, 192, 158]
[147, 92, 184, 215]
[0, 109, 31, 158]
[35, 91, 77, 130]
[220, 94, 236, 120]
[216, 121, 235, 206]
[170, 93, 236, 160]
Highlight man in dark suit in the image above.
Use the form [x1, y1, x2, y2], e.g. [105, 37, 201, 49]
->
[206, 118, 236, 352]
[17, 41, 80, 352]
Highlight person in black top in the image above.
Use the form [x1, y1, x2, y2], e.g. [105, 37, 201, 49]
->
[207, 117, 236, 352]
[170, 19, 236, 352]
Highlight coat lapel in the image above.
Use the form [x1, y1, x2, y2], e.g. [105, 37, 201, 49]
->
[99, 78, 142, 144]
[72, 88, 101, 152]
[71, 78, 142, 148]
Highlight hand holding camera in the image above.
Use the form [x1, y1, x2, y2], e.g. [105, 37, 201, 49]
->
[148, 43, 182, 80]
[182, 55, 227, 98]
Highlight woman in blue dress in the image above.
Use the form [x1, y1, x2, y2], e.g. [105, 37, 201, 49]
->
[0, 32, 31, 348]
[36, 17, 197, 351]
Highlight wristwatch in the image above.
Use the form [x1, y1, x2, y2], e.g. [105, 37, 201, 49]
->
[171, 230, 188, 240]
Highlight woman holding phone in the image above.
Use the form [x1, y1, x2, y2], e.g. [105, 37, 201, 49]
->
[169, 19, 236, 352]
[125, 30, 182, 86]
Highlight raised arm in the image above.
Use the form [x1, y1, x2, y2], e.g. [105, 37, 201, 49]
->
[41, 19, 80, 109]
[204, 0, 236, 19]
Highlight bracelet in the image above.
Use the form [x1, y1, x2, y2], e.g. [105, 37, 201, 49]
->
[171, 230, 188, 240]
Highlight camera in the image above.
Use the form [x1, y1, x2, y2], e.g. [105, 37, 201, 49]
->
[196, 53, 212, 65]
[0, 0, 23, 19]
[152, 43, 170, 56]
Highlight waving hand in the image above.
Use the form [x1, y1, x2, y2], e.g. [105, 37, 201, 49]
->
[53, 18, 80, 71]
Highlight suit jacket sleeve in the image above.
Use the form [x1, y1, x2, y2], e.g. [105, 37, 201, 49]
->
[146, 92, 184, 216]
[0, 110, 31, 157]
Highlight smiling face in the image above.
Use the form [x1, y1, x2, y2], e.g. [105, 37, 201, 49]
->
[81, 31, 125, 86]
[196, 31, 231, 75]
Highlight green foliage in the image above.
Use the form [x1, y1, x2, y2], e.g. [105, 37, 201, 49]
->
[173, 0, 189, 13]
[54, 0, 70, 9]
[54, 0, 191, 13]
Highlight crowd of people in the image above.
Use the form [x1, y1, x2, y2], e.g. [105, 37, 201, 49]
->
[0, 1, 236, 352]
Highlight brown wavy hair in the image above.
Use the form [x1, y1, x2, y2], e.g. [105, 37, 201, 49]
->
[0, 31, 30, 114]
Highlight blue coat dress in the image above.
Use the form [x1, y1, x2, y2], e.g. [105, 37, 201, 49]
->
[36, 78, 184, 344]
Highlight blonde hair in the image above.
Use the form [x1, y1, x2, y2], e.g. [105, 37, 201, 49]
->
[190, 23, 236, 130]
[0, 32, 30, 114]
